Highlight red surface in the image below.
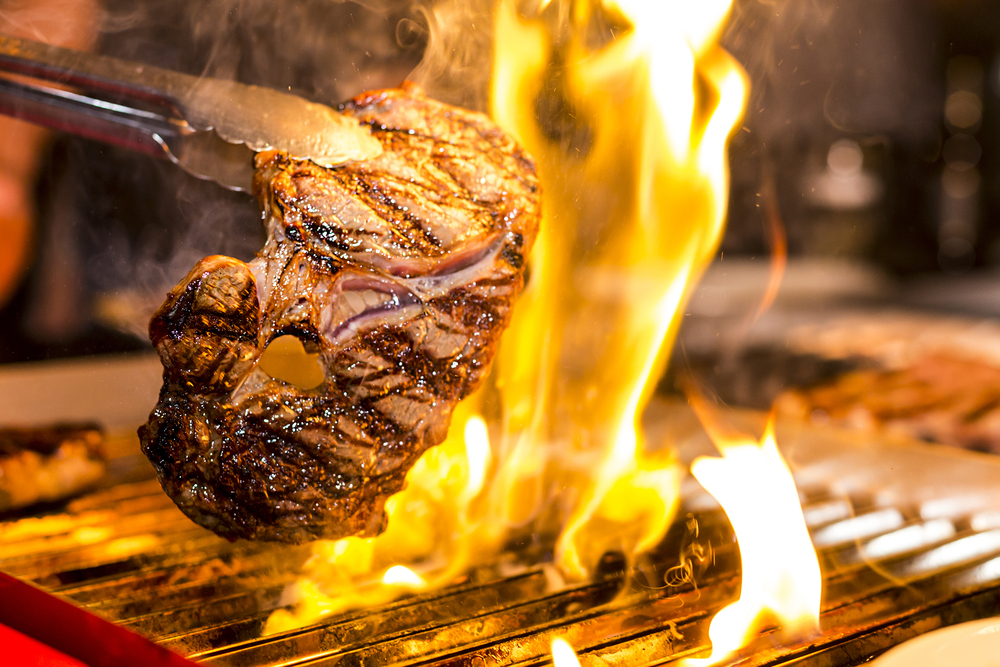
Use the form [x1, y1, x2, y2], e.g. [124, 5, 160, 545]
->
[0, 623, 87, 667]
[0, 571, 197, 667]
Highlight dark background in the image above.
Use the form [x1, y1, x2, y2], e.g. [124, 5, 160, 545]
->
[723, 0, 1000, 274]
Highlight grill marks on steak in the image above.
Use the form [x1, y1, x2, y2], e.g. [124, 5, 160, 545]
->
[139, 84, 540, 542]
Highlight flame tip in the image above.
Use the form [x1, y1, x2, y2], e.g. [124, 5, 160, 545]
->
[686, 408, 822, 665]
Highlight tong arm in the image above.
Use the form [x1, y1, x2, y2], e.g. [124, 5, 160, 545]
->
[0, 75, 189, 158]
[0, 33, 193, 116]
[0, 33, 382, 191]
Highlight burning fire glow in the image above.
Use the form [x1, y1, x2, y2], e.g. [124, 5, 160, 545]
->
[684, 412, 822, 664]
[551, 637, 582, 667]
[268, 0, 752, 640]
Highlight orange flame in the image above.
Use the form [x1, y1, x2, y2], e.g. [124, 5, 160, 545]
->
[753, 168, 788, 324]
[683, 412, 822, 664]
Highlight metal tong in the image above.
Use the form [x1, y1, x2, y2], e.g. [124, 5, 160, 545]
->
[0, 33, 381, 192]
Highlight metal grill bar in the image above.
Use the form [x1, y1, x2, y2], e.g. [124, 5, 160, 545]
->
[4, 405, 1000, 666]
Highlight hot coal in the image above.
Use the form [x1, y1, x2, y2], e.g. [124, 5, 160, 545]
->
[139, 84, 540, 542]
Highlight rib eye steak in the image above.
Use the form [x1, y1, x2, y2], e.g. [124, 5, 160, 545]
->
[139, 83, 540, 542]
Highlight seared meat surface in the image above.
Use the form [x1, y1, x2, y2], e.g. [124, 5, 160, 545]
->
[139, 84, 540, 542]
[0, 424, 106, 512]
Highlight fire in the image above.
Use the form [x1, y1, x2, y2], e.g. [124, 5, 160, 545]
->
[264, 406, 493, 632]
[269, 0, 749, 636]
[684, 413, 822, 664]
[551, 637, 582, 667]
[382, 565, 426, 588]
[490, 0, 747, 579]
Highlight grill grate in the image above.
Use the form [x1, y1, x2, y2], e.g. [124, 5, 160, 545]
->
[4, 401, 1000, 666]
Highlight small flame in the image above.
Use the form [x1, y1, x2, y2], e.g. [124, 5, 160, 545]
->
[750, 168, 787, 325]
[551, 637, 582, 667]
[382, 565, 426, 588]
[683, 415, 822, 665]
[463, 416, 492, 501]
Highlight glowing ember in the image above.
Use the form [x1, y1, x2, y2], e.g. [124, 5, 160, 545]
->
[551, 637, 582, 667]
[684, 417, 822, 665]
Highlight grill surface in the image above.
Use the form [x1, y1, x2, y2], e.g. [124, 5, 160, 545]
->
[4, 399, 1000, 666]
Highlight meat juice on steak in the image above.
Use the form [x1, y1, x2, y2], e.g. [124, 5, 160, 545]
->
[139, 84, 540, 542]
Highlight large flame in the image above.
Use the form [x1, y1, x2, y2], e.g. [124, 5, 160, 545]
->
[268, 0, 748, 634]
[489, 0, 748, 579]
[684, 412, 822, 664]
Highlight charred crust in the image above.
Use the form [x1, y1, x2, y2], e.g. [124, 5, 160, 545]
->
[140, 85, 540, 544]
[501, 244, 524, 270]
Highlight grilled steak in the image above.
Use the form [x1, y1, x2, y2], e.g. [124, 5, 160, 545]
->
[139, 84, 540, 542]
[0, 424, 105, 512]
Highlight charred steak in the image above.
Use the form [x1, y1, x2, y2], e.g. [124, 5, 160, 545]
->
[139, 84, 540, 542]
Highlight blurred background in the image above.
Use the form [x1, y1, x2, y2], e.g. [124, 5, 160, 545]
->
[722, 0, 1000, 282]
